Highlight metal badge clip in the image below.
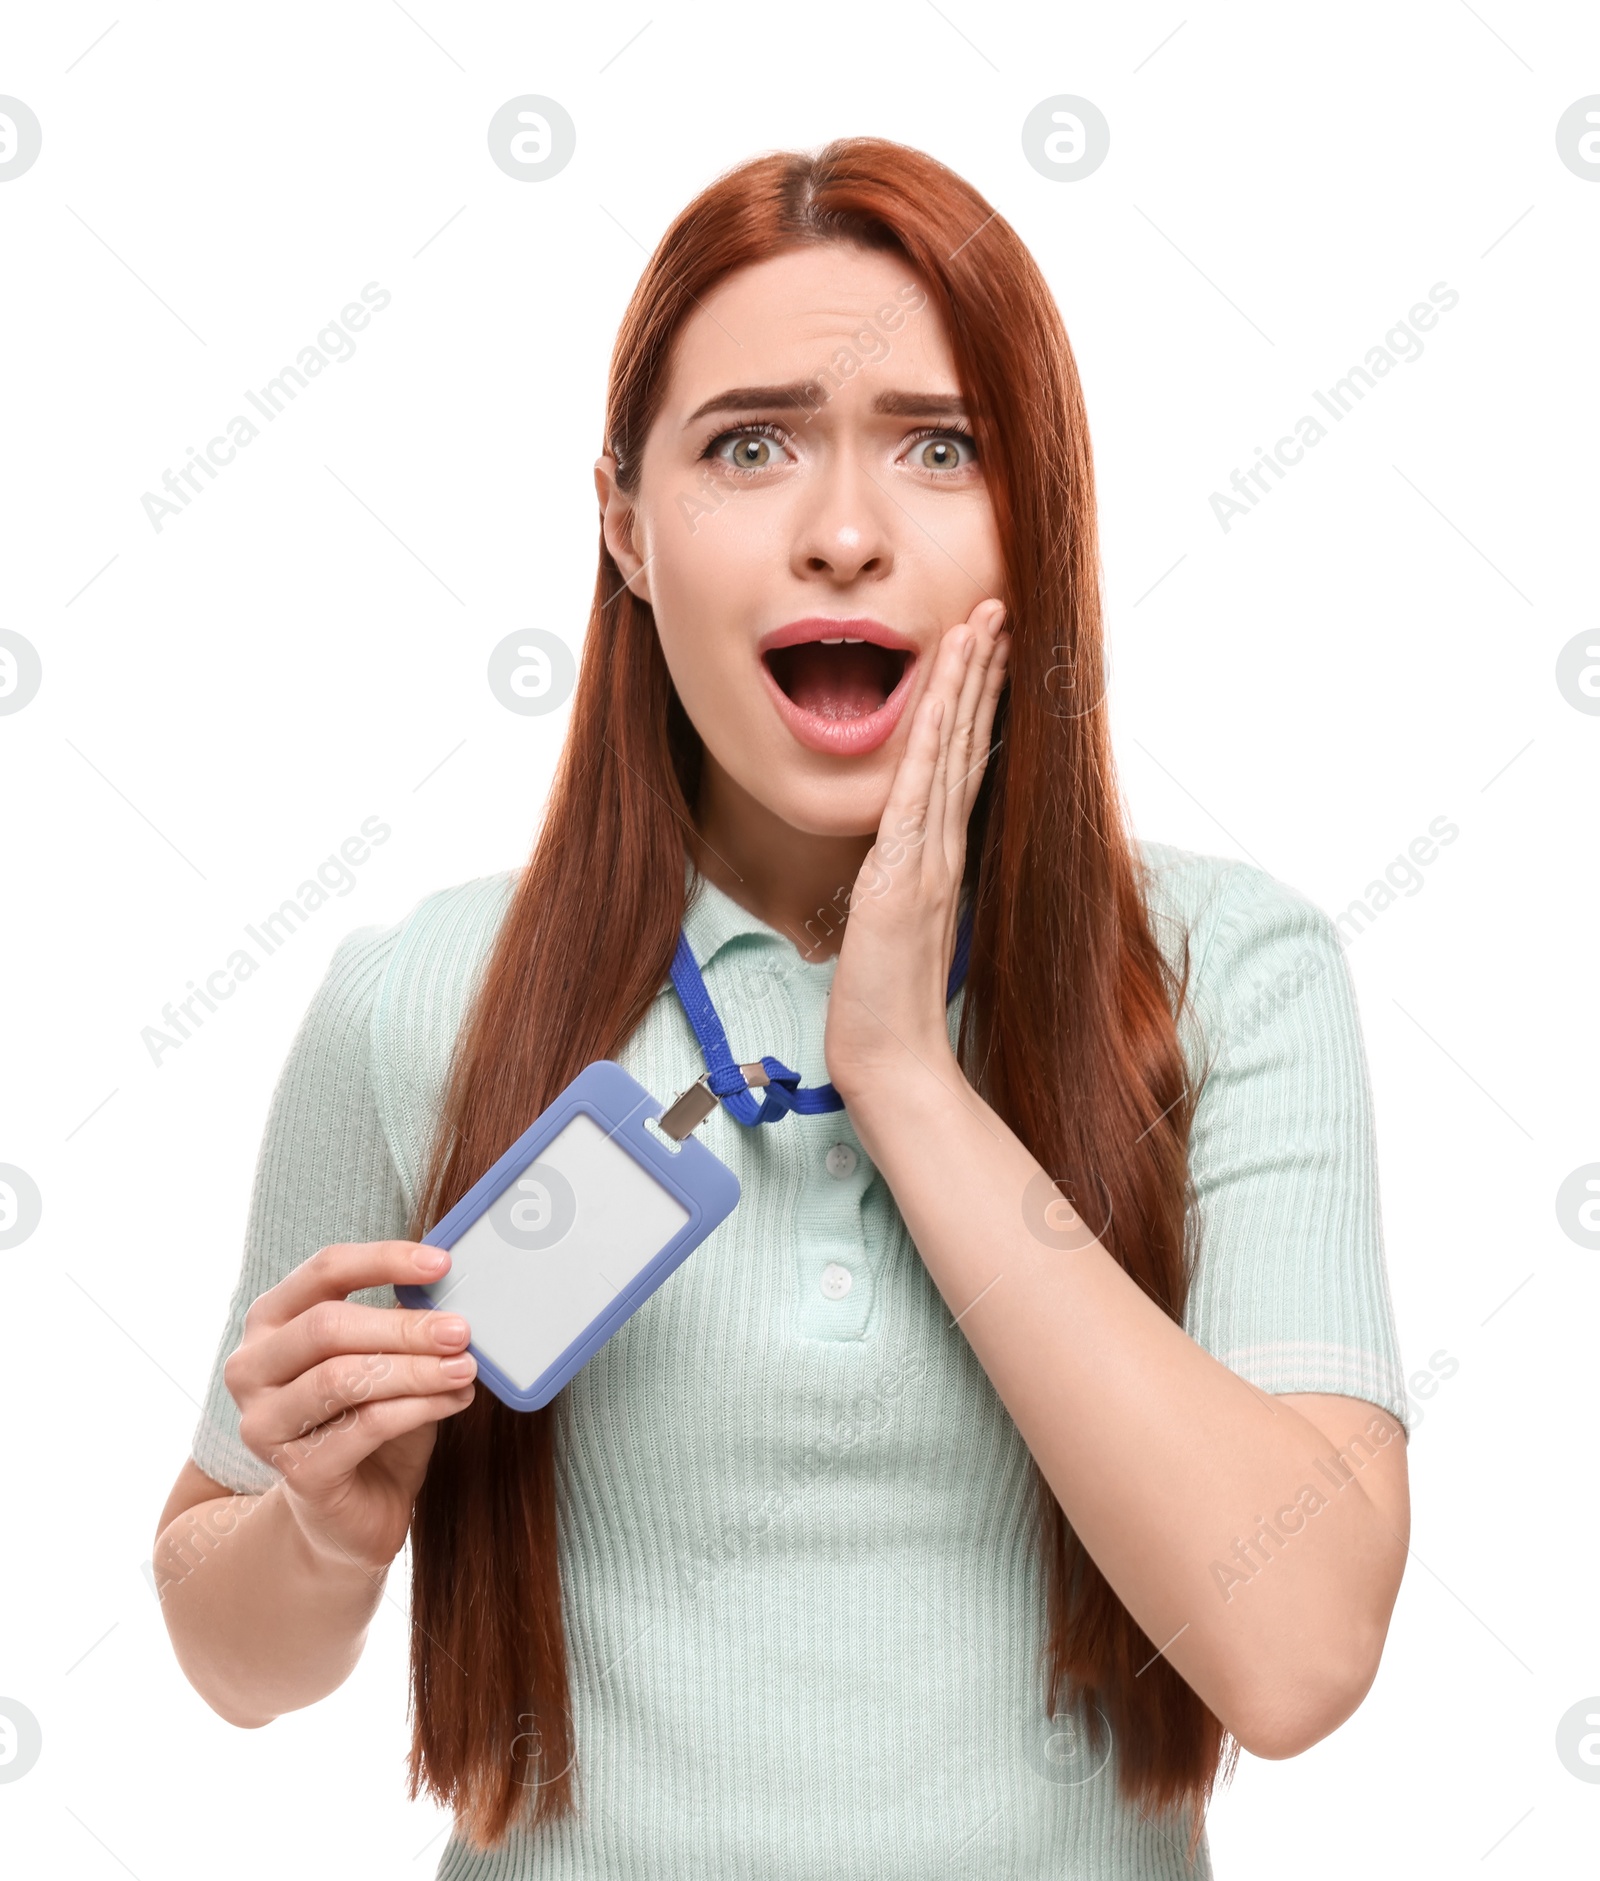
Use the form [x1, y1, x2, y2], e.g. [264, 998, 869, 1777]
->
[658, 1076, 719, 1142]
[657, 1063, 772, 1142]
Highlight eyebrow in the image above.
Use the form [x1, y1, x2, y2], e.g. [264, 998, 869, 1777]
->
[683, 384, 970, 425]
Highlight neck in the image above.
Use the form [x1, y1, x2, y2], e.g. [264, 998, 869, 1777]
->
[690, 758, 873, 962]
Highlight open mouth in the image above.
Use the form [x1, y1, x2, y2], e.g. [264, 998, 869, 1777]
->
[763, 639, 913, 722]
[757, 617, 920, 757]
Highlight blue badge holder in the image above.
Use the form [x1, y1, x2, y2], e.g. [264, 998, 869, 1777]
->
[395, 1060, 739, 1412]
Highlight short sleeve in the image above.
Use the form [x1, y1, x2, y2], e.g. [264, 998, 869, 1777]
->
[189, 923, 410, 1494]
[1178, 863, 1409, 1429]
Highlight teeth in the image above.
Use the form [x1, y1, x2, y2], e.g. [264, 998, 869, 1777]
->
[843, 636, 864, 644]
[819, 636, 844, 644]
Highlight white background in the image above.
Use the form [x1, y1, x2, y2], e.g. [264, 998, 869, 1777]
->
[1, 2, 1595, 1874]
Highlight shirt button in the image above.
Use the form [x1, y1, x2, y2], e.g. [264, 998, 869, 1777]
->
[819, 1262, 854, 1300]
[825, 1143, 858, 1179]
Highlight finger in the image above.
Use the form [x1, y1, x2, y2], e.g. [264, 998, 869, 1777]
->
[959, 623, 1010, 822]
[951, 613, 1015, 827]
[949, 603, 1001, 760]
[871, 685, 945, 892]
[244, 1348, 479, 1460]
[247, 1241, 452, 1335]
[924, 625, 975, 847]
[870, 623, 970, 898]
[912, 624, 973, 865]
[270, 1385, 475, 1488]
[942, 605, 1005, 856]
[933, 624, 973, 778]
[231, 1297, 472, 1396]
[937, 606, 1002, 867]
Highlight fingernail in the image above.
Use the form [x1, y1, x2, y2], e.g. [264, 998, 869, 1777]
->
[441, 1354, 476, 1380]
[420, 1246, 449, 1272]
[991, 603, 1007, 631]
[433, 1316, 470, 1346]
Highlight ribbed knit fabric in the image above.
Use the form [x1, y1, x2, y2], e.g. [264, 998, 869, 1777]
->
[190, 839, 1408, 1879]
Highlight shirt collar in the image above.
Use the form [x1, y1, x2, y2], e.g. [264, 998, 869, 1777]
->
[680, 857, 809, 972]
[678, 855, 974, 979]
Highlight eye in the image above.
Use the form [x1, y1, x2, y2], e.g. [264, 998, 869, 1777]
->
[703, 420, 792, 473]
[904, 427, 978, 473]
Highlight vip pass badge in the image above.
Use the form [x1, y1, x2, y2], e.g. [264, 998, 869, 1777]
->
[396, 907, 975, 1412]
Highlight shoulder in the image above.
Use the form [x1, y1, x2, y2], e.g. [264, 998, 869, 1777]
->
[379, 868, 519, 973]
[346, 865, 521, 1067]
[1135, 837, 1340, 961]
[1134, 834, 1308, 958]
[390, 866, 518, 1011]
[317, 869, 519, 1010]
[1132, 838, 1355, 1070]
[330, 870, 519, 1210]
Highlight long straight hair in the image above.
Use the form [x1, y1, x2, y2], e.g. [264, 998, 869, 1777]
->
[404, 137, 1233, 1852]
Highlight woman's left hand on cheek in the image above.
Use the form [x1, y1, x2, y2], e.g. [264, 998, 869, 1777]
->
[824, 597, 1008, 1105]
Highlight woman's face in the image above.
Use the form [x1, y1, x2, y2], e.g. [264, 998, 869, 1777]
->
[595, 243, 1006, 840]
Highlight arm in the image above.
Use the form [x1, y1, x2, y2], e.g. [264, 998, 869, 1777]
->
[843, 1069, 1407, 1758]
[157, 927, 476, 1726]
[154, 1239, 476, 1729]
[826, 605, 1409, 1759]
[154, 1459, 387, 1729]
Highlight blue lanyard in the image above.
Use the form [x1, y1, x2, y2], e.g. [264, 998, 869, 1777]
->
[668, 904, 975, 1126]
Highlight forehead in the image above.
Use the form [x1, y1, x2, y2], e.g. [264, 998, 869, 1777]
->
[660, 243, 956, 404]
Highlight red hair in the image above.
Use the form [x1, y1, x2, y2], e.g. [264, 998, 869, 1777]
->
[405, 136, 1232, 1853]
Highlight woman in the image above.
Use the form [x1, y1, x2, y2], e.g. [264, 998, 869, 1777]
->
[155, 137, 1410, 1877]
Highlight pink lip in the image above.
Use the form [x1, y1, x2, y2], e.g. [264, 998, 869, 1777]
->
[757, 616, 921, 757]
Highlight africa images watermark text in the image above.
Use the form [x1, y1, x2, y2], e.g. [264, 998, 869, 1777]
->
[1209, 281, 1460, 531]
[140, 281, 392, 532]
[141, 815, 390, 1066]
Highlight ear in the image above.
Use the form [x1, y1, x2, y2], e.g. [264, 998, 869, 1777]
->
[593, 452, 652, 605]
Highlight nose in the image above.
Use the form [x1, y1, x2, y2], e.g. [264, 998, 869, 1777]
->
[788, 448, 894, 587]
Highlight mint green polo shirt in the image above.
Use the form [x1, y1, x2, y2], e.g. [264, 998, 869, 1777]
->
[191, 839, 1408, 1879]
